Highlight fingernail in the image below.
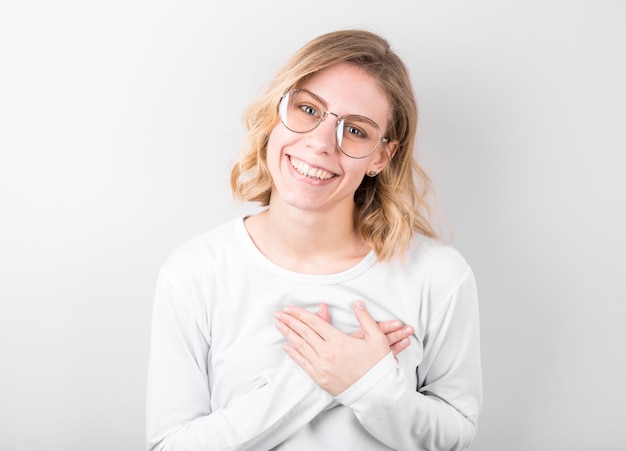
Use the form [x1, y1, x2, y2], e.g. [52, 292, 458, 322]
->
[354, 300, 364, 310]
[274, 311, 285, 320]
[391, 320, 402, 329]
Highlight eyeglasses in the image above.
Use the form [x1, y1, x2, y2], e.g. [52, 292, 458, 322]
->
[278, 88, 390, 159]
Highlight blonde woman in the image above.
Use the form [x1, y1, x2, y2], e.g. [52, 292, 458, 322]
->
[147, 29, 482, 450]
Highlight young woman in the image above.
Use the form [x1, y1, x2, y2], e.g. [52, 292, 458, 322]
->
[147, 30, 482, 450]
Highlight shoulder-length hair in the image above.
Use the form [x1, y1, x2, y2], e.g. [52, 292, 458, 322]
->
[230, 29, 440, 261]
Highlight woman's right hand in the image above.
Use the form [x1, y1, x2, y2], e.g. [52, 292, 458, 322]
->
[317, 303, 413, 357]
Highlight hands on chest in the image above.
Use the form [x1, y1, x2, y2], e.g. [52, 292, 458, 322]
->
[274, 301, 413, 396]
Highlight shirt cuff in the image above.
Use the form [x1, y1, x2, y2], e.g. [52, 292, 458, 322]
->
[334, 351, 397, 406]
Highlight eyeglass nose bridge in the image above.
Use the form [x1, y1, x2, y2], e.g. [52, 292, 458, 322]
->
[319, 110, 341, 125]
[317, 111, 345, 141]
[316, 110, 345, 151]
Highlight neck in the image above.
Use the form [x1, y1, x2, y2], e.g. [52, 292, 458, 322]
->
[244, 198, 370, 274]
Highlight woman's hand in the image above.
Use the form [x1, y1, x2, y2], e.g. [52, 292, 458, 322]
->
[274, 301, 405, 396]
[316, 303, 413, 358]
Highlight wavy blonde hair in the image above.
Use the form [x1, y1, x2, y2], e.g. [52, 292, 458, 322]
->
[230, 29, 440, 261]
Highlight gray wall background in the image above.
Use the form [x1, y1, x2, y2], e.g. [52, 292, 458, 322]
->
[1, 1, 624, 450]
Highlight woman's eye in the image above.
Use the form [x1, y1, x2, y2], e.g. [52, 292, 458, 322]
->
[299, 104, 318, 116]
[345, 125, 366, 138]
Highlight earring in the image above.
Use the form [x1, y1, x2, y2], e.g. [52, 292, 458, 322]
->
[368, 171, 378, 177]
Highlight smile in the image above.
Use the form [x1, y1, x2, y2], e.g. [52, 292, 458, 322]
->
[289, 156, 337, 180]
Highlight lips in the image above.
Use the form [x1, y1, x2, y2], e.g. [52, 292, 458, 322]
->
[288, 156, 337, 180]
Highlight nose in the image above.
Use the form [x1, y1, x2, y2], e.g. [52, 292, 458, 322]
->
[306, 111, 340, 153]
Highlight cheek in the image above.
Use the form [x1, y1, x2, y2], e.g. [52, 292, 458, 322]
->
[342, 159, 369, 180]
[266, 125, 293, 160]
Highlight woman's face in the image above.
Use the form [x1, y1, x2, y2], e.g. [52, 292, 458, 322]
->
[266, 62, 395, 216]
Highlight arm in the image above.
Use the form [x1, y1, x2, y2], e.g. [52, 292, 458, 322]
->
[338, 268, 482, 450]
[146, 267, 336, 451]
[276, 269, 482, 450]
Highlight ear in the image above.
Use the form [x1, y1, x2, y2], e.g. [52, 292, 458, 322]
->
[367, 140, 398, 175]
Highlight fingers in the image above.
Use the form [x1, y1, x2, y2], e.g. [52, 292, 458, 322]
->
[317, 303, 330, 323]
[274, 313, 321, 361]
[377, 319, 404, 335]
[390, 335, 411, 356]
[282, 306, 336, 340]
[352, 302, 413, 356]
[382, 320, 413, 356]
[277, 303, 413, 359]
[274, 306, 336, 350]
[350, 320, 404, 339]
[353, 300, 382, 337]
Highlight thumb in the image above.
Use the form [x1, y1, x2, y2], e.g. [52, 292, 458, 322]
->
[353, 300, 379, 336]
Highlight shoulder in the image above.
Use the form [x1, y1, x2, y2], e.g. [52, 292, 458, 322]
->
[396, 234, 474, 298]
[388, 235, 478, 329]
[414, 235, 469, 273]
[159, 218, 244, 283]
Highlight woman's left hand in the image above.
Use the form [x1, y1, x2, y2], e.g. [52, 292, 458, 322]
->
[274, 301, 392, 396]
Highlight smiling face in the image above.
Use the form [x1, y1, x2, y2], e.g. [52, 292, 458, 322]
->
[265, 63, 396, 217]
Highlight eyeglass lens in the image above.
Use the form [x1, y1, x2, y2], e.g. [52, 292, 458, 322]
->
[279, 89, 384, 159]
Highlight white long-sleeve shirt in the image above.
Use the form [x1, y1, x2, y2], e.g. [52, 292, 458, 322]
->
[147, 217, 482, 451]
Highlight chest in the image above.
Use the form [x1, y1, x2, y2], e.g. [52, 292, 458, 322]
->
[205, 271, 426, 406]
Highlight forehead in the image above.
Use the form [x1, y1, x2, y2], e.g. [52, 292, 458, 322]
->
[299, 63, 391, 125]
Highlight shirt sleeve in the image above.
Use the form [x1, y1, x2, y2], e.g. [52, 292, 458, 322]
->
[146, 266, 336, 451]
[335, 267, 482, 451]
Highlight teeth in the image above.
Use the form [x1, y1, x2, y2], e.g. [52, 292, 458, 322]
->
[290, 157, 334, 180]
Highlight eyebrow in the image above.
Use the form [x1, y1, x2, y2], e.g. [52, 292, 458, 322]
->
[303, 88, 381, 123]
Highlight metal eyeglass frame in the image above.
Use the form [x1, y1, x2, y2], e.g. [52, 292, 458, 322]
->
[278, 88, 390, 159]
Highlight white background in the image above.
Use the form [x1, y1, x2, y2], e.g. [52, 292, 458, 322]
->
[1, 1, 625, 450]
